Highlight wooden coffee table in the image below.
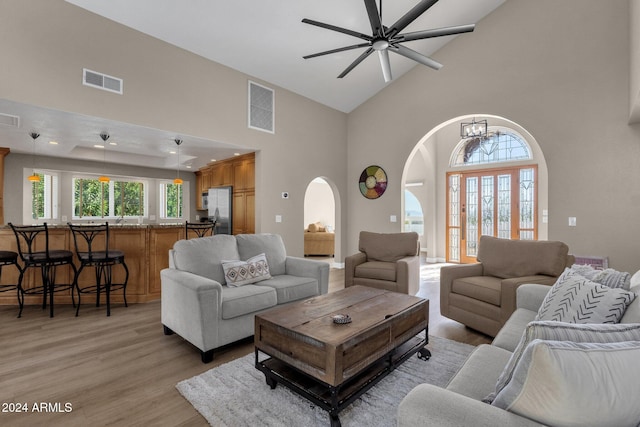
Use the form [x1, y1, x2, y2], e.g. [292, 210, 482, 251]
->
[254, 285, 430, 427]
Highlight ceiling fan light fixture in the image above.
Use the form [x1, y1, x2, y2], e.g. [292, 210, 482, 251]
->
[302, 0, 475, 82]
[372, 39, 389, 51]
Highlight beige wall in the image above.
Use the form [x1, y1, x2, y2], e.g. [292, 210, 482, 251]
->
[4, 0, 640, 272]
[347, 0, 640, 272]
[631, 0, 640, 123]
[0, 0, 348, 259]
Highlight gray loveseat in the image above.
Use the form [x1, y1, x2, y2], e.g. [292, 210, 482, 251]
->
[161, 233, 330, 362]
[399, 273, 640, 426]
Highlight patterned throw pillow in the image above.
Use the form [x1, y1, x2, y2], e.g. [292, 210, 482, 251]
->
[570, 264, 631, 290]
[485, 321, 640, 403]
[536, 268, 636, 323]
[222, 253, 271, 287]
[492, 340, 640, 427]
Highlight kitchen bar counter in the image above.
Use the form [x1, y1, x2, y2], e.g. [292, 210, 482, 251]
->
[0, 224, 186, 307]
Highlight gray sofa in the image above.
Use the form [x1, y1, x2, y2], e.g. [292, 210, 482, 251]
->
[161, 233, 330, 363]
[399, 275, 640, 426]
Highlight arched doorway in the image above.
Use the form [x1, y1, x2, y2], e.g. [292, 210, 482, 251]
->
[401, 115, 549, 263]
[303, 177, 339, 264]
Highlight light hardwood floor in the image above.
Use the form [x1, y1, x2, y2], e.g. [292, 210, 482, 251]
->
[0, 266, 490, 426]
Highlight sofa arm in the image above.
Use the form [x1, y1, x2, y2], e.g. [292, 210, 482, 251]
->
[160, 268, 224, 352]
[398, 384, 542, 427]
[285, 256, 330, 295]
[440, 263, 484, 316]
[396, 255, 421, 295]
[344, 252, 367, 287]
[516, 283, 552, 312]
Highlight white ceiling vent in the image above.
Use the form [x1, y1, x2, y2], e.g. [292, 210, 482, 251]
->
[83, 68, 123, 94]
[0, 113, 20, 128]
[248, 81, 274, 134]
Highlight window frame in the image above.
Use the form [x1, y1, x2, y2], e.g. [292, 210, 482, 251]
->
[158, 179, 186, 220]
[71, 174, 148, 220]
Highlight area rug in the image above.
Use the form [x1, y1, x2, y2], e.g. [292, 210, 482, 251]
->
[176, 334, 474, 426]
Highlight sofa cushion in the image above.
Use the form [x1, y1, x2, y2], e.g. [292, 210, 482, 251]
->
[489, 321, 640, 404]
[478, 236, 569, 279]
[220, 285, 277, 320]
[491, 308, 537, 353]
[355, 261, 396, 282]
[492, 339, 640, 427]
[451, 276, 502, 306]
[236, 234, 287, 276]
[359, 231, 418, 262]
[536, 268, 636, 323]
[222, 253, 271, 287]
[260, 275, 319, 304]
[446, 344, 512, 401]
[172, 235, 240, 285]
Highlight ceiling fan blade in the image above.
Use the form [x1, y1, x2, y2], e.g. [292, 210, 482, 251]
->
[302, 18, 372, 41]
[387, 0, 439, 39]
[364, 0, 384, 36]
[338, 47, 374, 78]
[396, 24, 475, 42]
[389, 44, 443, 70]
[303, 43, 371, 59]
[377, 49, 392, 82]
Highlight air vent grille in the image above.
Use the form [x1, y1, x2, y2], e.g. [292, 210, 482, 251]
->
[248, 81, 274, 133]
[0, 113, 20, 127]
[83, 68, 123, 94]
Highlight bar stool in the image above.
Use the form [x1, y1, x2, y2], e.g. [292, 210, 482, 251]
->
[68, 223, 129, 316]
[185, 221, 216, 239]
[0, 250, 23, 317]
[9, 223, 78, 318]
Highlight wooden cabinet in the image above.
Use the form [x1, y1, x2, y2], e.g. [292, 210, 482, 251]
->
[232, 190, 255, 234]
[148, 226, 184, 296]
[198, 152, 255, 234]
[195, 170, 203, 210]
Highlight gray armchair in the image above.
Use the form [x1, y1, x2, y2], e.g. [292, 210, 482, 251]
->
[345, 231, 420, 295]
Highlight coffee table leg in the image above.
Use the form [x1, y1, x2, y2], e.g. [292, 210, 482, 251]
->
[330, 413, 341, 427]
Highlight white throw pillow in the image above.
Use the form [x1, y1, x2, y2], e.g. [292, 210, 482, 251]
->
[486, 321, 640, 403]
[222, 253, 271, 287]
[536, 268, 635, 323]
[492, 339, 640, 427]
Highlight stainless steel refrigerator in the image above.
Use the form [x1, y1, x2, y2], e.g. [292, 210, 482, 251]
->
[207, 186, 232, 235]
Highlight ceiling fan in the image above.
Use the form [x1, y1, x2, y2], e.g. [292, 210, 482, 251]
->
[302, 0, 475, 82]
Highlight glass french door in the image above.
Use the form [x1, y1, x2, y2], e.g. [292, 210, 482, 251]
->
[447, 166, 537, 263]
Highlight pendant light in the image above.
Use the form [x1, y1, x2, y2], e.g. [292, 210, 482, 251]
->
[98, 132, 110, 183]
[27, 132, 40, 182]
[173, 138, 183, 185]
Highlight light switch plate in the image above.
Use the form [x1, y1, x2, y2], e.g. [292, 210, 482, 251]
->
[568, 217, 576, 227]
[390, 215, 397, 223]
[275, 215, 282, 223]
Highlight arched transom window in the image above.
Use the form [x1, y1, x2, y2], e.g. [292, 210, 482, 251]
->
[451, 129, 531, 166]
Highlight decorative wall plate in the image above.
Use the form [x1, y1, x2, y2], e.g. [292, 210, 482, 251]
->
[359, 165, 387, 199]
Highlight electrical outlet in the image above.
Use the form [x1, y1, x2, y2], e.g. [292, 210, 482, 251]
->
[568, 217, 577, 227]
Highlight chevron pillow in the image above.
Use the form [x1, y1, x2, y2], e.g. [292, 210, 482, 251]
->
[222, 253, 271, 287]
[536, 268, 636, 323]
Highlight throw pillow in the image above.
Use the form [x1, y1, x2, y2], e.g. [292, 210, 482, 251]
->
[492, 339, 640, 427]
[485, 321, 640, 403]
[536, 268, 635, 323]
[570, 264, 631, 290]
[222, 253, 271, 287]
